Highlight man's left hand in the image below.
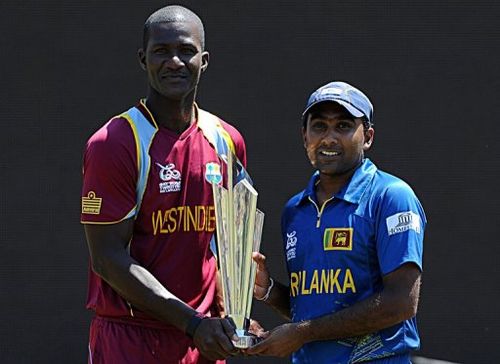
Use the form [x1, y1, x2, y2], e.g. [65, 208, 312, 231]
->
[245, 322, 304, 357]
[248, 319, 267, 339]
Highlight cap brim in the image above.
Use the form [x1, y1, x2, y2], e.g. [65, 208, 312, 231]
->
[303, 99, 365, 119]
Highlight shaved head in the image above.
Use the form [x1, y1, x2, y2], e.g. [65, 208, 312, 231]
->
[143, 5, 205, 50]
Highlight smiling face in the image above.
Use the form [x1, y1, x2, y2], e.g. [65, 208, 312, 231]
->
[138, 20, 209, 101]
[303, 102, 374, 178]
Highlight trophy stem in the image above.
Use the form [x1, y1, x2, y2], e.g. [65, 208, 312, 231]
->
[225, 150, 238, 322]
[233, 318, 255, 349]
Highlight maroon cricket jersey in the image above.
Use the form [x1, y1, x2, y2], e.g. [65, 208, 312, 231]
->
[81, 101, 246, 326]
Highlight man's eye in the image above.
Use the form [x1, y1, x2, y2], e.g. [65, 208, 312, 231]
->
[153, 48, 167, 54]
[338, 122, 352, 130]
[181, 47, 196, 55]
[311, 122, 327, 131]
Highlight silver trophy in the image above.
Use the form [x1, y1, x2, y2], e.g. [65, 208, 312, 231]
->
[212, 150, 264, 349]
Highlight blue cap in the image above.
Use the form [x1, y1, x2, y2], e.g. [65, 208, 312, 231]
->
[302, 81, 373, 123]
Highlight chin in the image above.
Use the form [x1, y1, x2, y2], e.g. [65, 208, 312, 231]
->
[159, 89, 190, 100]
[163, 85, 196, 100]
[316, 163, 340, 175]
[317, 167, 337, 176]
[160, 92, 185, 100]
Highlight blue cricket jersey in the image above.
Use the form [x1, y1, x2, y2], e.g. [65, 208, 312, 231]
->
[281, 159, 426, 364]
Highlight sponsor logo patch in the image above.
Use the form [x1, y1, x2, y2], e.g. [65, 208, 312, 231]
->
[82, 191, 102, 215]
[205, 162, 222, 185]
[323, 228, 353, 251]
[386, 211, 421, 236]
[156, 162, 181, 193]
[286, 231, 297, 261]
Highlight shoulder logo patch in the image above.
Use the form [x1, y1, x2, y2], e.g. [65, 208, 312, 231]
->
[286, 230, 298, 261]
[386, 211, 421, 236]
[323, 228, 353, 251]
[205, 162, 222, 185]
[82, 191, 102, 215]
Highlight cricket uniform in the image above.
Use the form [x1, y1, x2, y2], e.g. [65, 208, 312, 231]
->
[282, 159, 425, 364]
[81, 100, 246, 363]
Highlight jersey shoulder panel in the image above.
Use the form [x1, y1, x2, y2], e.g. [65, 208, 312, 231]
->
[81, 115, 138, 224]
[85, 116, 137, 162]
[371, 170, 426, 220]
[218, 118, 247, 167]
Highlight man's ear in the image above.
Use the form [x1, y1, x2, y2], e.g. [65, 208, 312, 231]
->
[302, 126, 307, 149]
[363, 128, 375, 151]
[201, 51, 209, 73]
[138, 48, 146, 71]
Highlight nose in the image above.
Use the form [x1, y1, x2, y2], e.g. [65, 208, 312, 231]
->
[321, 127, 339, 146]
[165, 54, 184, 70]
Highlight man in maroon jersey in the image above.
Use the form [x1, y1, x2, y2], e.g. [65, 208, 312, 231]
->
[81, 5, 249, 363]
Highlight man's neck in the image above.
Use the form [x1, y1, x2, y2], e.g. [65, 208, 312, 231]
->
[315, 163, 360, 205]
[145, 91, 197, 134]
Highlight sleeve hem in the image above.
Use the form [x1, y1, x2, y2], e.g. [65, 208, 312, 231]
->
[381, 259, 423, 276]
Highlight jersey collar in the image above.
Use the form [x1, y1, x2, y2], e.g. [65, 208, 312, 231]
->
[297, 159, 377, 206]
[137, 99, 200, 130]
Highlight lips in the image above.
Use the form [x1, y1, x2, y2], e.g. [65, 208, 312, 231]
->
[161, 73, 188, 80]
[161, 73, 187, 80]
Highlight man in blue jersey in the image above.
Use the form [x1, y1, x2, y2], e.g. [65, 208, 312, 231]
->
[247, 81, 425, 363]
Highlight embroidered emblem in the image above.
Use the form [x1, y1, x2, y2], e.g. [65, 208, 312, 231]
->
[82, 191, 102, 215]
[205, 162, 222, 185]
[156, 162, 181, 193]
[323, 228, 353, 251]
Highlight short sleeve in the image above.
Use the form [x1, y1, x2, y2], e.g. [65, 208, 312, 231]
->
[376, 181, 426, 275]
[81, 117, 138, 224]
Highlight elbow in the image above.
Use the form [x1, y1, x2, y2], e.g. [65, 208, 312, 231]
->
[393, 296, 419, 323]
[408, 298, 419, 318]
[90, 254, 113, 280]
[90, 256, 105, 277]
[400, 300, 418, 321]
[382, 291, 419, 324]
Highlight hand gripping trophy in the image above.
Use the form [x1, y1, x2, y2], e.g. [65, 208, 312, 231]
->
[211, 148, 264, 349]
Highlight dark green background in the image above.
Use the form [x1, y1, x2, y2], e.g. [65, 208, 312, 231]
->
[2, 1, 499, 363]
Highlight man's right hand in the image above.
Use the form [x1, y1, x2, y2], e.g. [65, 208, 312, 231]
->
[193, 317, 239, 360]
[252, 252, 271, 300]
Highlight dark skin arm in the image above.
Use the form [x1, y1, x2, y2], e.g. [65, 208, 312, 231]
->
[252, 252, 291, 319]
[248, 255, 421, 357]
[84, 219, 238, 360]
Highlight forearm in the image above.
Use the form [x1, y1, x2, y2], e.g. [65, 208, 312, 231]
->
[264, 279, 291, 320]
[93, 253, 194, 332]
[297, 276, 420, 343]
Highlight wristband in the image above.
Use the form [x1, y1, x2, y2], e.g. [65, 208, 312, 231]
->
[185, 312, 206, 339]
[256, 277, 274, 302]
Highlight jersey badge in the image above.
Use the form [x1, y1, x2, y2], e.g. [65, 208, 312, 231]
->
[156, 162, 181, 193]
[323, 228, 353, 251]
[81, 191, 102, 215]
[205, 162, 222, 185]
[286, 230, 297, 261]
[386, 211, 421, 236]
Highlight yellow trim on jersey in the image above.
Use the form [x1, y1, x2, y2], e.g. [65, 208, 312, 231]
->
[139, 99, 159, 129]
[219, 127, 236, 156]
[196, 107, 237, 155]
[81, 205, 136, 225]
[121, 113, 141, 173]
[81, 216, 135, 225]
[120, 109, 157, 222]
[199, 105, 236, 155]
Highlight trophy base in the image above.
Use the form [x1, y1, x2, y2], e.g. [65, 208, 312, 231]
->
[233, 334, 258, 349]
